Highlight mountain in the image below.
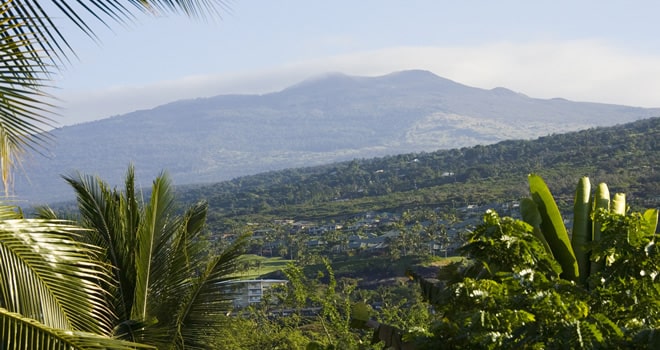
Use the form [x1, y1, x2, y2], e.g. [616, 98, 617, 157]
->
[15, 70, 660, 204]
[175, 117, 658, 228]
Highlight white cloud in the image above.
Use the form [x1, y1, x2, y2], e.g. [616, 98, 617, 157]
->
[55, 40, 660, 126]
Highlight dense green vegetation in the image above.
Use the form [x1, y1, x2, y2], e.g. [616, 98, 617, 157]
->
[215, 175, 659, 349]
[172, 121, 659, 349]
[397, 186, 659, 348]
[216, 258, 436, 350]
[178, 117, 659, 230]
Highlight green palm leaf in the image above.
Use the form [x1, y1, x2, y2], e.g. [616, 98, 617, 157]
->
[65, 166, 245, 348]
[0, 216, 115, 334]
[63, 170, 138, 324]
[1, 307, 154, 350]
[0, 202, 139, 348]
[148, 201, 209, 315]
[0, 1, 54, 195]
[134, 171, 178, 321]
[172, 237, 246, 349]
[144, 232, 246, 350]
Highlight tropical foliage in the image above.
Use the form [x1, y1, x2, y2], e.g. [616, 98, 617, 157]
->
[367, 175, 659, 349]
[63, 166, 246, 348]
[1, 2, 233, 347]
[2, 166, 246, 349]
[0, 203, 151, 348]
[220, 259, 433, 350]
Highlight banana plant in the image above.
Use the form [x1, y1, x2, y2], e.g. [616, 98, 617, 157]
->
[520, 174, 659, 287]
[523, 174, 580, 281]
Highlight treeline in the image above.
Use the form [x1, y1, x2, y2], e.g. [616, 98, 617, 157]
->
[176, 118, 659, 229]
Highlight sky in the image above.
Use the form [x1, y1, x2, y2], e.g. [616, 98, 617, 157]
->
[46, 0, 660, 126]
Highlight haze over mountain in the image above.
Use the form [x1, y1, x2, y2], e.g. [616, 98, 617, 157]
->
[15, 70, 659, 204]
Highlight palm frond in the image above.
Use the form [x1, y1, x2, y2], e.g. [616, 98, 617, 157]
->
[0, 217, 115, 334]
[127, 0, 230, 19]
[0, 201, 22, 219]
[63, 171, 137, 324]
[133, 171, 177, 321]
[6, 1, 231, 66]
[63, 166, 245, 348]
[0, 0, 230, 195]
[148, 200, 209, 305]
[1, 307, 154, 350]
[167, 235, 247, 349]
[0, 1, 55, 195]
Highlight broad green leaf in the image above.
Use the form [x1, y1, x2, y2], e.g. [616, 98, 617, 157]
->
[590, 183, 610, 277]
[528, 174, 578, 281]
[571, 176, 592, 286]
[520, 197, 553, 256]
[643, 208, 659, 236]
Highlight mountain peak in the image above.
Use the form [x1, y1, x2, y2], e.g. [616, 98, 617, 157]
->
[282, 72, 357, 93]
[375, 69, 467, 90]
[384, 69, 439, 79]
[280, 70, 465, 96]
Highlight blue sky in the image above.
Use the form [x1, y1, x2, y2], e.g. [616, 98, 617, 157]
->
[49, 0, 660, 125]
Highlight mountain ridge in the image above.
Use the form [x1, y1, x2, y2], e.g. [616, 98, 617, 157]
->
[15, 70, 660, 204]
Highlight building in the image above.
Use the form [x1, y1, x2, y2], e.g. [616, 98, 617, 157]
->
[226, 279, 287, 308]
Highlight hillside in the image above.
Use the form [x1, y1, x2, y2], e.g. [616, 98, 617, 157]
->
[16, 70, 660, 204]
[172, 118, 659, 230]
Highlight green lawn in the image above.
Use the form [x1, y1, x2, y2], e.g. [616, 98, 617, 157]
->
[232, 254, 293, 279]
[230, 254, 463, 282]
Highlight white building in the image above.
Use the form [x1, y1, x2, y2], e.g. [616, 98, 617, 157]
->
[226, 279, 287, 308]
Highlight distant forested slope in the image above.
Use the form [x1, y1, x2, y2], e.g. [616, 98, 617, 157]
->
[176, 117, 658, 228]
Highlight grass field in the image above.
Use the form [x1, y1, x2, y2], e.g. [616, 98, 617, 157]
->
[232, 254, 293, 279]
[230, 254, 463, 283]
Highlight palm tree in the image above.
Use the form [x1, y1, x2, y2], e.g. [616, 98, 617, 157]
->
[0, 0, 228, 194]
[1, 1, 233, 348]
[63, 166, 246, 349]
[0, 202, 154, 349]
